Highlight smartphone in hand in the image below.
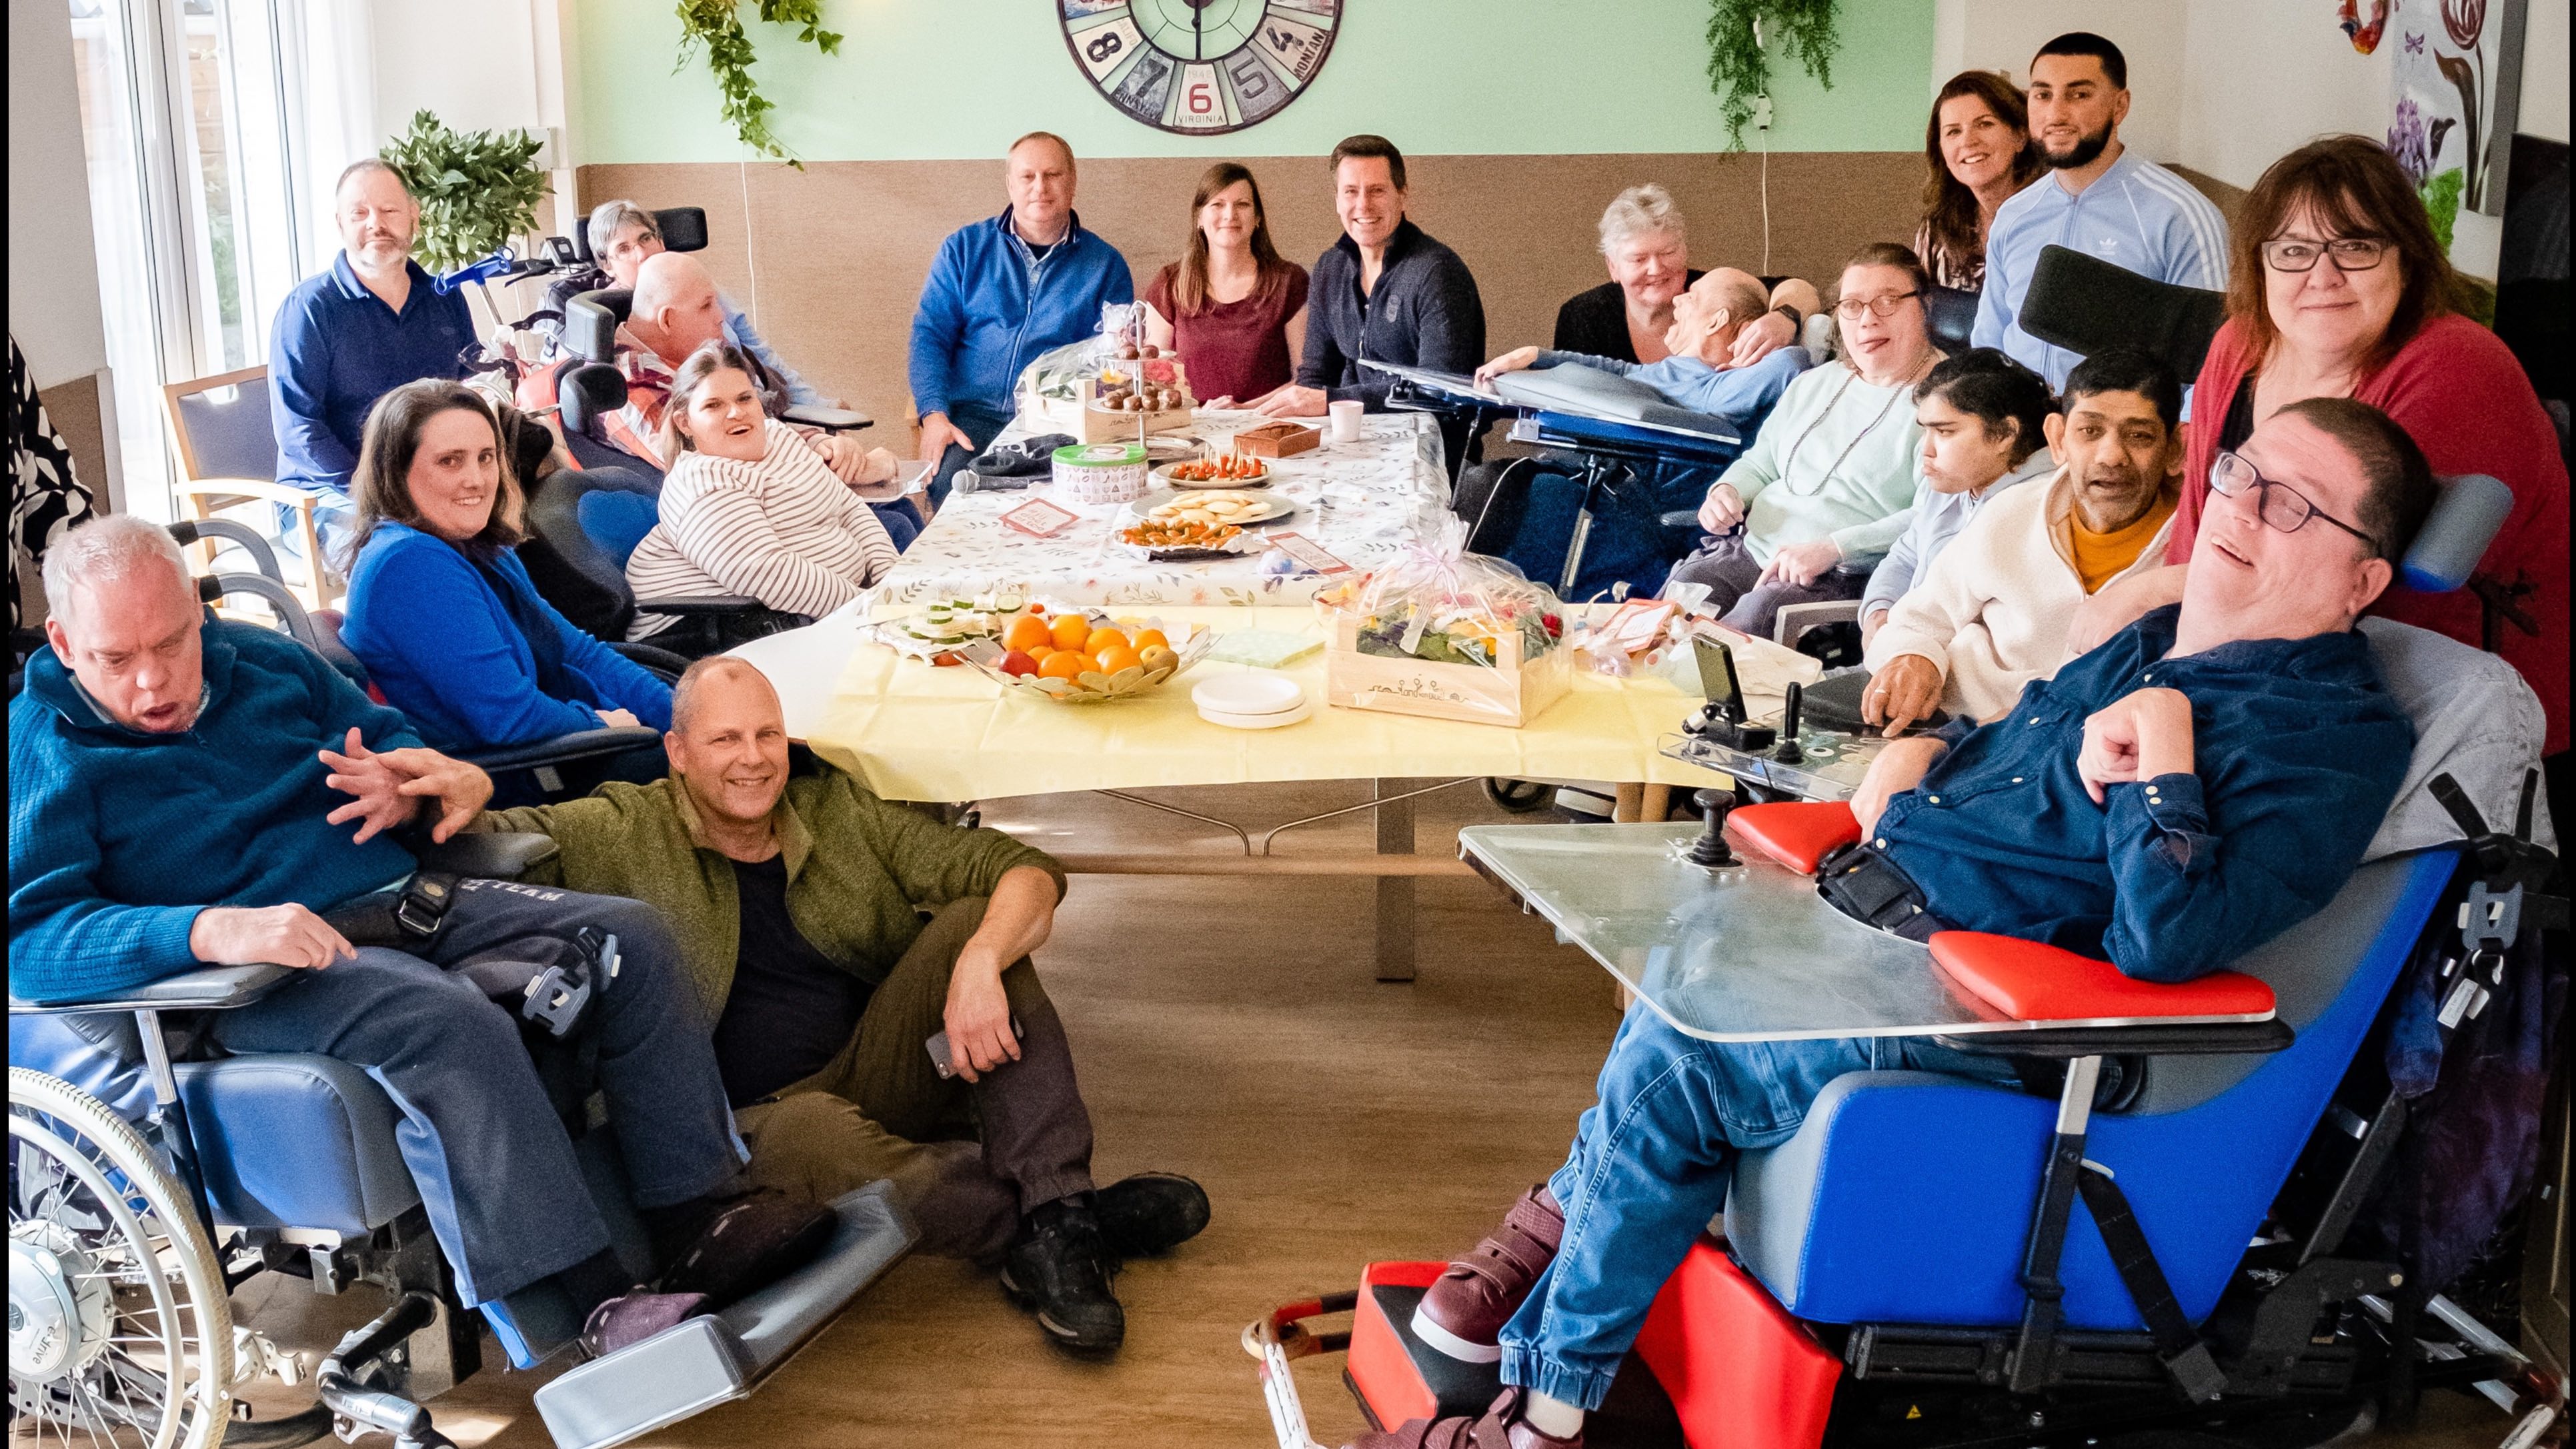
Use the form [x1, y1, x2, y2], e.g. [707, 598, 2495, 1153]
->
[926, 1017, 1022, 1079]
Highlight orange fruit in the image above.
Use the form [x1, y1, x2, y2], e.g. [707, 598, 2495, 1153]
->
[1004, 615, 1052, 653]
[1084, 625, 1129, 655]
[1130, 627, 1169, 651]
[1095, 645, 1143, 675]
[1024, 642, 1054, 662]
[1038, 651, 1088, 681]
[1050, 614, 1093, 651]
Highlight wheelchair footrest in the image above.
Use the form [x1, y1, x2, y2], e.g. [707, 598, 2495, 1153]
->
[1346, 1263, 1500, 1430]
[532, 1181, 915, 1449]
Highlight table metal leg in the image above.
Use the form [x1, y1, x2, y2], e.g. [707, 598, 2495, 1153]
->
[1375, 778, 1417, 984]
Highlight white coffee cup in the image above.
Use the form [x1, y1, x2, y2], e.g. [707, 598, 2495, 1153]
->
[1328, 399, 1364, 443]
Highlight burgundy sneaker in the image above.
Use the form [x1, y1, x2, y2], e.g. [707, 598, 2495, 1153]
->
[1412, 1185, 1564, 1364]
[1346, 1388, 1584, 1449]
[579, 1290, 708, 1358]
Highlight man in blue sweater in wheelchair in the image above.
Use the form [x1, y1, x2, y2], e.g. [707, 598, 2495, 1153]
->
[9, 515, 834, 1359]
[1348, 400, 2439, 1448]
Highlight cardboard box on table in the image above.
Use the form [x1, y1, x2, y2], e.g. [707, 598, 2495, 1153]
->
[1323, 611, 1573, 727]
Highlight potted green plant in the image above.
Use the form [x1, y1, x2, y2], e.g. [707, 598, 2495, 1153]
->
[378, 109, 550, 275]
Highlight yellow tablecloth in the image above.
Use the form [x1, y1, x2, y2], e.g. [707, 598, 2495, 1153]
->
[795, 605, 1808, 802]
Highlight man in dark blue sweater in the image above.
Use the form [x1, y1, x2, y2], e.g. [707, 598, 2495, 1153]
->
[9, 516, 832, 1357]
[1347, 399, 2440, 1449]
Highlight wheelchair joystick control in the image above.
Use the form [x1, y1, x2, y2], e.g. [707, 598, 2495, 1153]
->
[1772, 682, 1806, 764]
[1686, 789, 1738, 868]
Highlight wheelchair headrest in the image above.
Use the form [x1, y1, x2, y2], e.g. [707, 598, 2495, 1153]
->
[558, 361, 629, 438]
[2398, 473, 2512, 592]
[524, 467, 651, 607]
[2019, 245, 2228, 380]
[563, 288, 633, 365]
[2361, 617, 2555, 860]
[1924, 284, 1978, 357]
[568, 205, 709, 264]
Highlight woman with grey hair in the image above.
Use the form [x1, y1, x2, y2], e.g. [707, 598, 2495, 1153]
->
[1552, 185, 1818, 369]
[541, 200, 826, 407]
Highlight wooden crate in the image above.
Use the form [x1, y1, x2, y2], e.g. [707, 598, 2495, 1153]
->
[1324, 611, 1572, 727]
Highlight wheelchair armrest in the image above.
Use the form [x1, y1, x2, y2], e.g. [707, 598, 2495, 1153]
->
[461, 726, 662, 775]
[1726, 801, 1861, 874]
[1659, 509, 1701, 532]
[9, 963, 297, 1015]
[608, 641, 692, 678]
[1773, 599, 1860, 648]
[642, 595, 766, 615]
[1926, 931, 2287, 1058]
[415, 830, 560, 880]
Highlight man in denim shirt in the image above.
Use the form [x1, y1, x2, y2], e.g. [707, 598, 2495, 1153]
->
[1352, 397, 2434, 1449]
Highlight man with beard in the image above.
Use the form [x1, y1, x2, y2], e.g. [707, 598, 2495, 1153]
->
[1862, 346, 2186, 732]
[1970, 33, 2229, 389]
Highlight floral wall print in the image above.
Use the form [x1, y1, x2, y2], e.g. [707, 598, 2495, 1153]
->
[2391, 0, 2527, 238]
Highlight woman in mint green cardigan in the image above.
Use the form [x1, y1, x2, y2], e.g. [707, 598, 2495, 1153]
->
[1666, 243, 1941, 637]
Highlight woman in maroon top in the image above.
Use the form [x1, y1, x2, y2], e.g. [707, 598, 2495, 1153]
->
[1142, 163, 1308, 407]
[2077, 136, 2568, 761]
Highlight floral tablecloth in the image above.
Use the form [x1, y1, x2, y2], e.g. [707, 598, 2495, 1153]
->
[870, 411, 1449, 607]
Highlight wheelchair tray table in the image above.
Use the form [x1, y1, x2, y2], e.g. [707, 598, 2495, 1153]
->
[1662, 725, 1892, 802]
[1355, 357, 1500, 405]
[1456, 823, 2267, 1043]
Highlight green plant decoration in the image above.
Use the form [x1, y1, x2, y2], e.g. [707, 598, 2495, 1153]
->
[379, 109, 549, 275]
[676, 0, 843, 167]
[1704, 0, 1843, 149]
[2419, 166, 2465, 251]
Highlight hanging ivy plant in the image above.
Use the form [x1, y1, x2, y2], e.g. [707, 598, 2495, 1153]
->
[1704, 0, 1844, 149]
[676, 0, 843, 168]
[379, 109, 549, 274]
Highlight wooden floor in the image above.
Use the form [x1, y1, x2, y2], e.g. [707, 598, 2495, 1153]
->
[233, 780, 2521, 1449]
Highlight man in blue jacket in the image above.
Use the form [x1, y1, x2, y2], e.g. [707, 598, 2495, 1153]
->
[909, 132, 1134, 506]
[1347, 397, 2433, 1449]
[268, 161, 475, 538]
[9, 515, 835, 1358]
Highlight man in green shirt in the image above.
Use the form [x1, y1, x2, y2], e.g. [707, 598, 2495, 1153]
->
[477, 655, 1208, 1354]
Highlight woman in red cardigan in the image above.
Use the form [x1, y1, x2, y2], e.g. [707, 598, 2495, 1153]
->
[2086, 136, 2567, 756]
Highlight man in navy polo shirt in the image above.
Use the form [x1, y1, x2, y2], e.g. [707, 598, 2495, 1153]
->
[268, 159, 476, 541]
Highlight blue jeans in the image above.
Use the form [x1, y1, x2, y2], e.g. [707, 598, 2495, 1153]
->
[1497, 1003, 2015, 1410]
[926, 400, 1014, 509]
[209, 880, 743, 1305]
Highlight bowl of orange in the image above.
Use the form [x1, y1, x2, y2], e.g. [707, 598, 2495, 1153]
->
[962, 611, 1211, 703]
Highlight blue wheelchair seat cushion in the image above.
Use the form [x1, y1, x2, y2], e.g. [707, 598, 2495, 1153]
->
[577, 489, 662, 571]
[175, 1054, 422, 1234]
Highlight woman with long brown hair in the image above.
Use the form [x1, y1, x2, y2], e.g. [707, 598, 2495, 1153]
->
[1142, 162, 1308, 407]
[1914, 70, 2044, 292]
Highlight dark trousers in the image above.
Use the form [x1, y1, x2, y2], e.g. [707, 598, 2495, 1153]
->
[734, 898, 1095, 1260]
[211, 880, 741, 1306]
[925, 401, 1015, 510]
[1662, 532, 1868, 639]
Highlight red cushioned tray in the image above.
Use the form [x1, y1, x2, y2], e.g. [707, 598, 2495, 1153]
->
[1724, 802, 1862, 875]
[1928, 932, 2276, 1022]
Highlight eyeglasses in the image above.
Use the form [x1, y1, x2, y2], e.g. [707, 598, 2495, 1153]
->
[2207, 450, 2380, 557]
[1833, 291, 1921, 320]
[2260, 236, 2392, 273]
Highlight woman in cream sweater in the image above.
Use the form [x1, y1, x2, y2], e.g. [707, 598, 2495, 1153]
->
[626, 342, 902, 639]
[1664, 242, 1941, 637]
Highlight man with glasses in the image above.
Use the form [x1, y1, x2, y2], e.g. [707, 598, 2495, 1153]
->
[1970, 31, 2229, 389]
[1359, 394, 2434, 1449]
[1863, 347, 2185, 732]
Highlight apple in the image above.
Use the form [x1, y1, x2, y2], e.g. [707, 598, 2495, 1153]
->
[999, 650, 1040, 677]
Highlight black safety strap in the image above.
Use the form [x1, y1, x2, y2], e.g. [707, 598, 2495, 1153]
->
[2075, 1164, 2227, 1402]
[1815, 844, 1947, 942]
[322, 871, 459, 949]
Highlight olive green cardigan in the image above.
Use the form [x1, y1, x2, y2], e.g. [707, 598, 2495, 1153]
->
[476, 766, 1065, 1021]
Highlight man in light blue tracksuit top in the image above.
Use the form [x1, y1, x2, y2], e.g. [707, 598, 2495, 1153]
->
[1971, 33, 2229, 391]
[909, 132, 1134, 506]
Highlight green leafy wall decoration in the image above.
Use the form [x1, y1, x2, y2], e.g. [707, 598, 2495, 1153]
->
[1704, 0, 1844, 149]
[676, 0, 844, 167]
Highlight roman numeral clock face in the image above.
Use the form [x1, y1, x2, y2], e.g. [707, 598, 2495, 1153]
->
[1061, 0, 1340, 135]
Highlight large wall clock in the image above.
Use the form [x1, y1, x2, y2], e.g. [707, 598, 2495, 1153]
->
[1060, 1, 1341, 135]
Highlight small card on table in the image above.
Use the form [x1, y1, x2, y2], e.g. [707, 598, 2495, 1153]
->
[1000, 497, 1079, 538]
[1261, 531, 1352, 576]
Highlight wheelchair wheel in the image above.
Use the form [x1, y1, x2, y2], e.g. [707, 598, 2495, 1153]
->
[9, 1068, 233, 1449]
[1482, 778, 1554, 814]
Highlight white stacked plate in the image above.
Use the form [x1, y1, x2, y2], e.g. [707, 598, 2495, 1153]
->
[1192, 672, 1310, 730]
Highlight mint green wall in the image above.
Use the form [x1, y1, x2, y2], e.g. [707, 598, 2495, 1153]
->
[573, 0, 1935, 163]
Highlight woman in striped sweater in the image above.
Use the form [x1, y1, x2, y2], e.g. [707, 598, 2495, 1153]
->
[625, 342, 902, 639]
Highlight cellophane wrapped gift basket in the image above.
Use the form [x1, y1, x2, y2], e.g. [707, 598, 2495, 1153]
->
[1316, 521, 1570, 727]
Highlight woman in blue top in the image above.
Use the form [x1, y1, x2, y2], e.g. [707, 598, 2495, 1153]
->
[339, 381, 672, 792]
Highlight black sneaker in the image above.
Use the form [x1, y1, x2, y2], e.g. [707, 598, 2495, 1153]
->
[999, 1201, 1124, 1354]
[1094, 1172, 1210, 1260]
